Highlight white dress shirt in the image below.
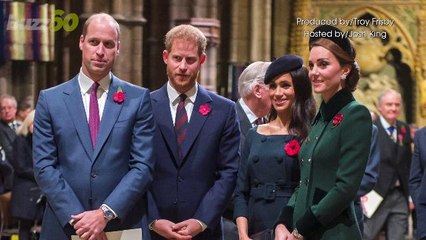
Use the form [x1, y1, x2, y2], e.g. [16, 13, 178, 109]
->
[167, 81, 198, 125]
[78, 70, 111, 122]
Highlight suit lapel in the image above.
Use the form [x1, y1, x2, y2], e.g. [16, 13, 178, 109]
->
[93, 75, 124, 160]
[63, 77, 93, 158]
[152, 85, 180, 163]
[180, 86, 212, 164]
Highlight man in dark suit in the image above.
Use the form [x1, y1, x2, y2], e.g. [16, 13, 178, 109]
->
[409, 125, 426, 240]
[235, 61, 272, 146]
[33, 13, 155, 240]
[364, 89, 412, 240]
[0, 95, 19, 178]
[147, 24, 240, 240]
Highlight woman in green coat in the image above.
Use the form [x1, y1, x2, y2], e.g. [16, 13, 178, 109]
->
[274, 25, 372, 240]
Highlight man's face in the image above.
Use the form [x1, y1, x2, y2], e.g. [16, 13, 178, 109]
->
[79, 18, 119, 81]
[1, 98, 17, 123]
[378, 92, 402, 124]
[163, 39, 206, 93]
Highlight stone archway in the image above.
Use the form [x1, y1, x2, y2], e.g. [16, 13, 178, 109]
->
[343, 6, 416, 123]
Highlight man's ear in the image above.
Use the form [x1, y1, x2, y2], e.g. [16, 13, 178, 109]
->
[79, 35, 84, 50]
[253, 84, 263, 98]
[116, 40, 120, 55]
[199, 53, 206, 64]
[162, 50, 168, 64]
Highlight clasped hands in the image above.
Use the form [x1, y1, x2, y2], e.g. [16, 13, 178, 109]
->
[274, 224, 304, 240]
[152, 218, 203, 240]
[71, 209, 108, 240]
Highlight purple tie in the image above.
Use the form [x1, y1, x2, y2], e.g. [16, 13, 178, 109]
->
[89, 82, 100, 148]
[175, 94, 188, 160]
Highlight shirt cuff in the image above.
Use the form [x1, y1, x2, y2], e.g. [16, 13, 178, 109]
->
[195, 219, 207, 232]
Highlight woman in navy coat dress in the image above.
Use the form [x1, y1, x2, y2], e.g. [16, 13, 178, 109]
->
[233, 54, 316, 239]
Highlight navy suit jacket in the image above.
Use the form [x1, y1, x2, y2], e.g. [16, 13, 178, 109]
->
[357, 124, 380, 198]
[33, 75, 155, 240]
[148, 84, 240, 239]
[409, 126, 426, 240]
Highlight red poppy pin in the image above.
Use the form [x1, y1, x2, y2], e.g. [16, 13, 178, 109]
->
[398, 134, 404, 146]
[284, 139, 300, 157]
[400, 127, 407, 134]
[199, 104, 210, 116]
[332, 113, 343, 127]
[113, 86, 125, 103]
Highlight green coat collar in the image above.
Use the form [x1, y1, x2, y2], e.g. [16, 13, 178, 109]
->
[315, 88, 355, 123]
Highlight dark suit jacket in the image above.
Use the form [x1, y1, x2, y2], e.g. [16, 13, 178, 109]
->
[10, 134, 43, 221]
[148, 84, 240, 239]
[33, 75, 155, 240]
[235, 100, 253, 148]
[409, 126, 426, 240]
[0, 121, 16, 192]
[357, 124, 380, 198]
[373, 118, 412, 198]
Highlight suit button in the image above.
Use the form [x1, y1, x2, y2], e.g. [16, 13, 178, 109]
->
[178, 177, 184, 182]
[91, 173, 97, 178]
[304, 178, 309, 185]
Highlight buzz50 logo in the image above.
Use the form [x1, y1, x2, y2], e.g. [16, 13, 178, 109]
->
[6, 9, 79, 32]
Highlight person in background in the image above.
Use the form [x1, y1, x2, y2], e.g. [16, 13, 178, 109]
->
[236, 61, 272, 145]
[409, 124, 426, 240]
[16, 97, 34, 125]
[355, 123, 380, 235]
[233, 54, 316, 240]
[0, 95, 19, 229]
[10, 110, 43, 240]
[147, 24, 240, 240]
[274, 24, 372, 240]
[364, 89, 412, 240]
[33, 13, 155, 240]
[0, 95, 18, 170]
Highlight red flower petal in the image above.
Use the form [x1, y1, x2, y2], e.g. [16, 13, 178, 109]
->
[199, 104, 210, 115]
[284, 139, 300, 157]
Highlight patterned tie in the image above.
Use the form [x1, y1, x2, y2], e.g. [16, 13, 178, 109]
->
[253, 117, 263, 126]
[387, 126, 396, 142]
[175, 94, 188, 160]
[89, 82, 100, 148]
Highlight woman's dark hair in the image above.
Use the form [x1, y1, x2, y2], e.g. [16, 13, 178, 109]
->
[310, 38, 360, 92]
[269, 67, 316, 141]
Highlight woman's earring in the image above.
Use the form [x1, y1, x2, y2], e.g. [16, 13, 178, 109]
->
[341, 75, 346, 80]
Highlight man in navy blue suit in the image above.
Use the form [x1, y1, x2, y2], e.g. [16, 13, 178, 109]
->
[33, 13, 155, 240]
[409, 125, 426, 240]
[147, 24, 240, 239]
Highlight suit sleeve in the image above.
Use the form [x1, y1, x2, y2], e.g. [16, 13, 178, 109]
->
[357, 124, 380, 198]
[33, 90, 85, 227]
[102, 89, 155, 218]
[409, 130, 424, 205]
